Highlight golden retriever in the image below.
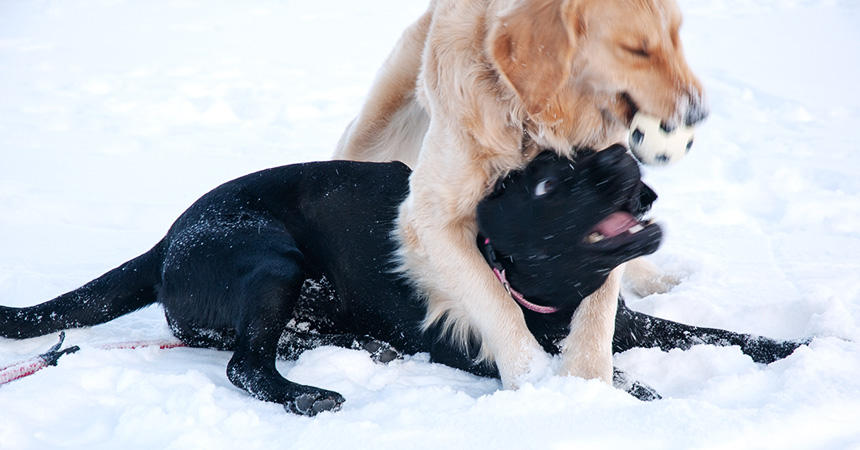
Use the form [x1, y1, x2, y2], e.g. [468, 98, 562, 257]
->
[335, 0, 707, 388]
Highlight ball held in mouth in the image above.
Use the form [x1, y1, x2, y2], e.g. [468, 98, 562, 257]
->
[628, 112, 696, 166]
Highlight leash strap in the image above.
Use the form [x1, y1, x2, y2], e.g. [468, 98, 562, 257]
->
[100, 341, 186, 350]
[0, 332, 80, 386]
[0, 334, 185, 386]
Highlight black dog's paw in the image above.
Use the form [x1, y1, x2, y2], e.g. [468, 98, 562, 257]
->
[354, 338, 402, 364]
[626, 380, 662, 401]
[742, 337, 809, 364]
[285, 390, 345, 416]
[613, 368, 662, 401]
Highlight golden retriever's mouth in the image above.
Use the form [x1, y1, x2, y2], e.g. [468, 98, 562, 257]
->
[618, 92, 640, 126]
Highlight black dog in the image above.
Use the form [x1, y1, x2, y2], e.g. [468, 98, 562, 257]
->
[0, 145, 801, 415]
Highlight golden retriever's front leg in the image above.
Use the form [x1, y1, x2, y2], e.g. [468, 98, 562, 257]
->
[559, 268, 622, 383]
[396, 137, 550, 389]
[398, 210, 552, 388]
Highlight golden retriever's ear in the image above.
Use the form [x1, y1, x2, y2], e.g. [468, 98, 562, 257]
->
[489, 0, 578, 115]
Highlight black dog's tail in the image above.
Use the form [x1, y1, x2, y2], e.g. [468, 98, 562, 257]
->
[0, 242, 165, 339]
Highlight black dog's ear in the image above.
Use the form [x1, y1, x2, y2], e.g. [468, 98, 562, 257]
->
[488, 170, 518, 198]
[603, 144, 627, 154]
[489, 150, 557, 197]
[532, 150, 560, 165]
[572, 147, 596, 163]
[634, 182, 658, 217]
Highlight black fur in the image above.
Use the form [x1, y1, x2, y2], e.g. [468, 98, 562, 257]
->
[1, 145, 802, 415]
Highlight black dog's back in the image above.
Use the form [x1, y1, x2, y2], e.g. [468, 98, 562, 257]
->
[158, 160, 422, 349]
[1, 160, 413, 343]
[1, 159, 421, 415]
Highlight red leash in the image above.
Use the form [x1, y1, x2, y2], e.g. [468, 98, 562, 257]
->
[0, 334, 185, 386]
[100, 341, 186, 351]
[0, 332, 79, 386]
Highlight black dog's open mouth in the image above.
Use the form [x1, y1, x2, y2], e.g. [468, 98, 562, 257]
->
[582, 210, 660, 251]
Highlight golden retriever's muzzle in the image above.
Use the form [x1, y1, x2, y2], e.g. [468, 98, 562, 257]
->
[684, 100, 709, 127]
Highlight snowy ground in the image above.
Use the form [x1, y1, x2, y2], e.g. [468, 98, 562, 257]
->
[1, 1, 859, 448]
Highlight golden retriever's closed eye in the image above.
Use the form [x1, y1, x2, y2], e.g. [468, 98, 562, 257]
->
[335, 0, 707, 388]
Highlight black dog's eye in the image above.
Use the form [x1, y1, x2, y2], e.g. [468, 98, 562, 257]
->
[534, 177, 557, 197]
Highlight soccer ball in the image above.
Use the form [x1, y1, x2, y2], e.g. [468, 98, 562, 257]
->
[628, 112, 696, 165]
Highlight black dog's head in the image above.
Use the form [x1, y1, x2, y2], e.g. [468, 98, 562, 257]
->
[476, 144, 662, 313]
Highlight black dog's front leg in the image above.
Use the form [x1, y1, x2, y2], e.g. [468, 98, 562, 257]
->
[613, 296, 805, 363]
[613, 368, 661, 401]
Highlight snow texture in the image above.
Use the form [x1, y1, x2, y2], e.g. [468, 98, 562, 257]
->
[1, 0, 859, 448]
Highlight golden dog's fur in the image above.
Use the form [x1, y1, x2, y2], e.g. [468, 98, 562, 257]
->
[335, 0, 706, 388]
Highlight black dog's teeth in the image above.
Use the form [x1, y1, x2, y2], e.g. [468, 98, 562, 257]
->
[586, 232, 605, 244]
[585, 219, 651, 244]
[628, 224, 644, 234]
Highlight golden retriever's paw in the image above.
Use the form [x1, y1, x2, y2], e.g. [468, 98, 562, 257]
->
[560, 354, 614, 385]
[624, 258, 684, 297]
[498, 347, 553, 390]
[628, 112, 697, 166]
[626, 271, 682, 297]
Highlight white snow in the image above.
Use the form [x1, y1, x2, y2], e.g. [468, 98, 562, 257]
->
[1, 0, 859, 448]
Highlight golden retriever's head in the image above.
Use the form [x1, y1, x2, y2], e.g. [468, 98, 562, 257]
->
[489, 0, 708, 155]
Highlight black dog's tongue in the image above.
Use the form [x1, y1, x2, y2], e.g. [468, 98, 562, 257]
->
[590, 211, 640, 238]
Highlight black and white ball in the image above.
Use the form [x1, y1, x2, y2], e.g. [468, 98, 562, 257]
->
[628, 113, 696, 165]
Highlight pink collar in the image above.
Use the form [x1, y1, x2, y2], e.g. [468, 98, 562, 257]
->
[481, 237, 561, 315]
[491, 267, 561, 315]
